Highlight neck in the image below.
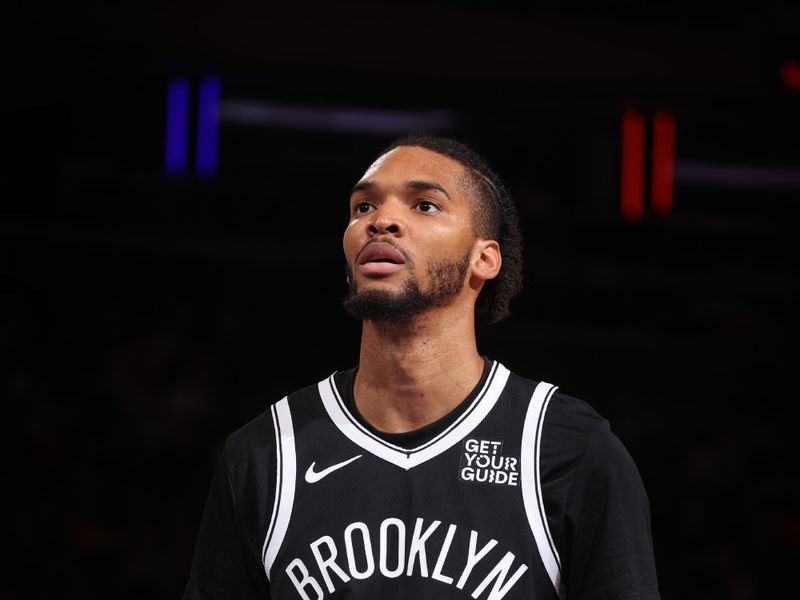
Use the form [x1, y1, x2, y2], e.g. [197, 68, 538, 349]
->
[354, 304, 485, 433]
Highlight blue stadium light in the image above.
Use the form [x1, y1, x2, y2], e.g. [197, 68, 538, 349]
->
[165, 77, 190, 176]
[196, 75, 221, 178]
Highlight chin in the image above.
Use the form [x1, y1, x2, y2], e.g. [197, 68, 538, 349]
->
[342, 283, 425, 322]
[355, 278, 399, 290]
[353, 274, 408, 292]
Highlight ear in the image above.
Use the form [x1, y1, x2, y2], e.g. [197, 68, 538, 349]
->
[471, 239, 502, 283]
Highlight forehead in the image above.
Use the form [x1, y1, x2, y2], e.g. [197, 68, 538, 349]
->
[358, 146, 469, 192]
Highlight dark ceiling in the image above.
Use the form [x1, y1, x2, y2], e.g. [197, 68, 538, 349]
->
[5, 2, 800, 599]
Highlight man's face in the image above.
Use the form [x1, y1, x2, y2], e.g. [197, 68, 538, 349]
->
[342, 145, 477, 321]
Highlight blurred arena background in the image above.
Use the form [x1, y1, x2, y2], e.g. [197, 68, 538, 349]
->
[5, 1, 799, 598]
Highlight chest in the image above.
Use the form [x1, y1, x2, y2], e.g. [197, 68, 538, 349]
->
[264, 379, 558, 600]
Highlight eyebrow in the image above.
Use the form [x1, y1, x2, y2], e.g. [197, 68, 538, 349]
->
[350, 180, 452, 200]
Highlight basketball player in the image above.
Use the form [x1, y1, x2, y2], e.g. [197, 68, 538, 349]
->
[183, 135, 660, 599]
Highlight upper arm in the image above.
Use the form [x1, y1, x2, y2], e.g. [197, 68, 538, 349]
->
[559, 422, 660, 600]
[183, 436, 272, 600]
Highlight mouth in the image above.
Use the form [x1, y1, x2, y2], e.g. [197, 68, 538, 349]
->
[357, 242, 406, 266]
[356, 242, 407, 276]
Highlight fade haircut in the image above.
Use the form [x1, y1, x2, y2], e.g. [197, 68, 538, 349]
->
[375, 134, 524, 324]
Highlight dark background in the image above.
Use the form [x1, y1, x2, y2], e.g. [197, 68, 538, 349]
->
[5, 1, 799, 598]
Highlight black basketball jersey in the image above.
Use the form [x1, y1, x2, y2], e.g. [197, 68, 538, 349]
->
[184, 360, 660, 600]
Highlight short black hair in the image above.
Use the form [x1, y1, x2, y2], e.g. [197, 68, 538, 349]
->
[375, 134, 524, 324]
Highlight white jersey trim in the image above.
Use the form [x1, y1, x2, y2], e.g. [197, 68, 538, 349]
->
[318, 361, 511, 470]
[521, 381, 562, 592]
[262, 397, 297, 579]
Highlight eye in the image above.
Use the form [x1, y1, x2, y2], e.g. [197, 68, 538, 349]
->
[353, 201, 373, 214]
[415, 200, 440, 213]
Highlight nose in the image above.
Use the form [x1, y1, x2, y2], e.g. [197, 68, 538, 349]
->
[367, 202, 404, 237]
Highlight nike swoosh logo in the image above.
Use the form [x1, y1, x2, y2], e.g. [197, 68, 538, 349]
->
[304, 455, 363, 484]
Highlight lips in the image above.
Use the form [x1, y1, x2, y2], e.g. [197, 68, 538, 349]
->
[357, 242, 406, 266]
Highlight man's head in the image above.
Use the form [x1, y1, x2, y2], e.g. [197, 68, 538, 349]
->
[342, 134, 524, 325]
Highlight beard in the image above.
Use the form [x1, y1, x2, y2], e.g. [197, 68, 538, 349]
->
[343, 250, 471, 322]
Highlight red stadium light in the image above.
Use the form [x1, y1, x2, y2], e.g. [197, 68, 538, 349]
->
[779, 60, 800, 94]
[651, 112, 675, 216]
[621, 110, 645, 222]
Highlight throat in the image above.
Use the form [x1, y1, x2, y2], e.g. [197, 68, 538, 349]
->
[356, 387, 460, 434]
[352, 354, 486, 434]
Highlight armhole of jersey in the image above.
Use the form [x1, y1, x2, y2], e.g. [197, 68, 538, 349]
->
[521, 381, 562, 593]
[261, 397, 296, 580]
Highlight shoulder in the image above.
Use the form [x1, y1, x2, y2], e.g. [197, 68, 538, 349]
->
[545, 389, 638, 471]
[224, 407, 276, 459]
[541, 387, 635, 470]
[222, 378, 326, 463]
[536, 386, 647, 508]
[501, 362, 606, 439]
[545, 389, 609, 444]
[503, 367, 607, 438]
[503, 367, 630, 480]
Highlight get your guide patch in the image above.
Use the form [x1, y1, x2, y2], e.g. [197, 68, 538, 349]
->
[458, 437, 519, 486]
